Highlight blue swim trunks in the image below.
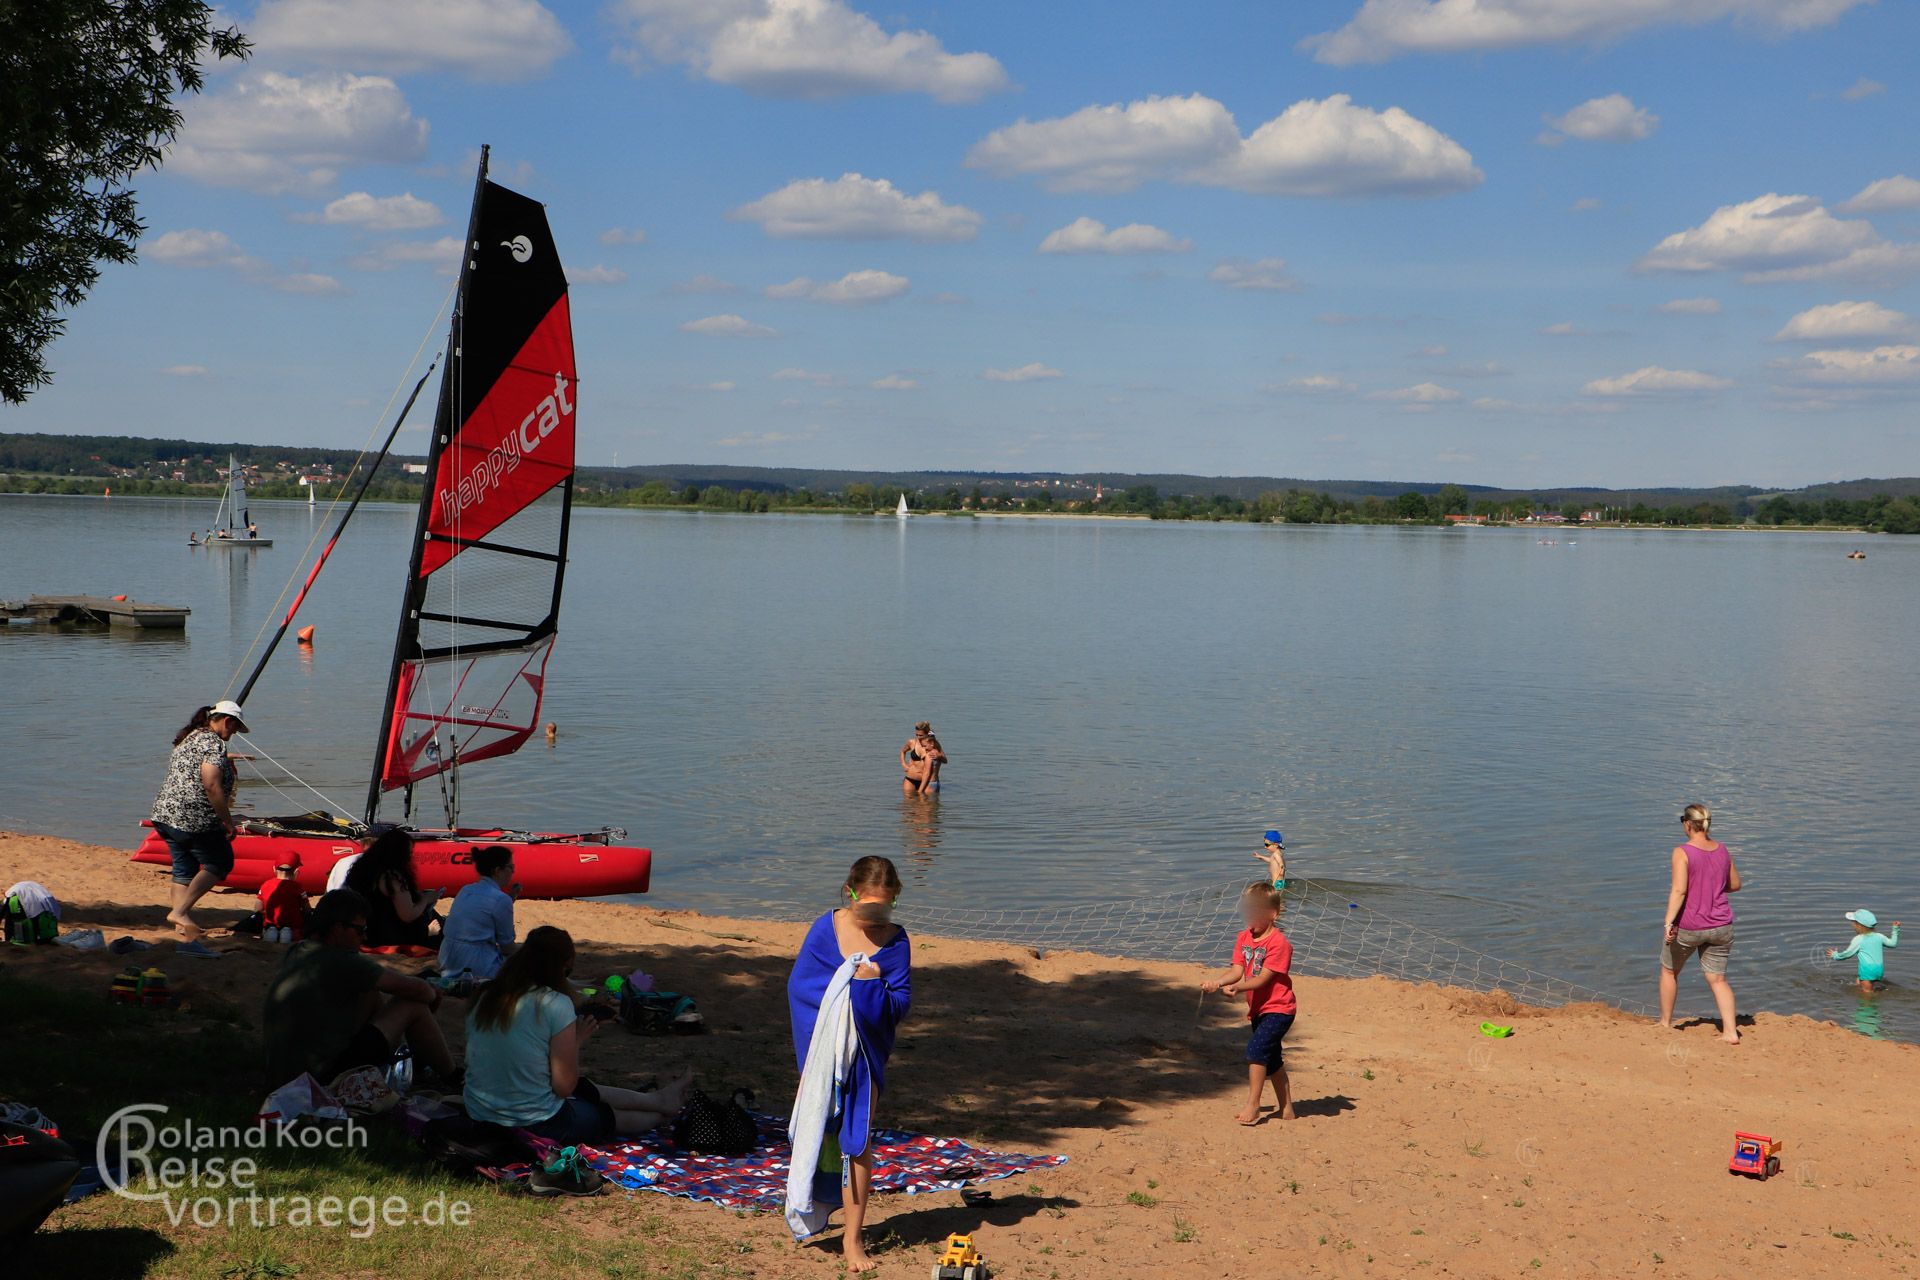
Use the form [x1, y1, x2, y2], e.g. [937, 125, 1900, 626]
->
[1246, 1012, 1294, 1071]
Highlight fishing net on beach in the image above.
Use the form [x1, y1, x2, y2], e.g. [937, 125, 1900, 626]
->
[884, 878, 1655, 1018]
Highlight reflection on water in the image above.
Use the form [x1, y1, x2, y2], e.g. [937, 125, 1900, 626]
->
[1850, 996, 1886, 1039]
[3, 494, 1917, 1041]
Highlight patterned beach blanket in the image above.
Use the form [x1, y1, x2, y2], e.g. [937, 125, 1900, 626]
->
[492, 1112, 1066, 1210]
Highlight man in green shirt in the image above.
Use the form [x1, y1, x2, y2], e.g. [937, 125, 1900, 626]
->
[262, 889, 456, 1085]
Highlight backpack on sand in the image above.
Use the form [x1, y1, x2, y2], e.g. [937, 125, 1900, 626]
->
[671, 1089, 758, 1157]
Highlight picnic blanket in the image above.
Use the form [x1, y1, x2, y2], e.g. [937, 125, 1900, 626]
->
[494, 1112, 1066, 1211]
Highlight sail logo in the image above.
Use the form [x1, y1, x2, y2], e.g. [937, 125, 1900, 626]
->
[502, 235, 532, 263]
[437, 371, 573, 524]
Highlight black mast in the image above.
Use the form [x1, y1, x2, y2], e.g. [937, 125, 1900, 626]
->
[364, 145, 490, 826]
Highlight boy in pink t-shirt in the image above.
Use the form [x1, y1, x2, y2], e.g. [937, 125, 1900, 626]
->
[1201, 882, 1297, 1125]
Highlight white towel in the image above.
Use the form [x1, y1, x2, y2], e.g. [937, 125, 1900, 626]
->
[785, 951, 863, 1241]
[6, 881, 59, 920]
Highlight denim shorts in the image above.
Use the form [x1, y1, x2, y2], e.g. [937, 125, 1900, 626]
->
[154, 823, 235, 885]
[1246, 1012, 1295, 1071]
[1662, 925, 1734, 977]
[526, 1079, 615, 1146]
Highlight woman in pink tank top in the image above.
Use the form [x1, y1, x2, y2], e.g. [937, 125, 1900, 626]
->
[1657, 803, 1743, 1044]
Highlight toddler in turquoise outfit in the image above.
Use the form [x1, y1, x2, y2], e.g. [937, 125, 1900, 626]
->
[1829, 909, 1899, 994]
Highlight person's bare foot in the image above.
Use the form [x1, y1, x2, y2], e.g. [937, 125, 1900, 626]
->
[166, 914, 204, 939]
[844, 1238, 877, 1273]
[661, 1067, 695, 1110]
[1721, 1031, 1741, 1045]
[1277, 1106, 1297, 1120]
[1235, 1106, 1260, 1126]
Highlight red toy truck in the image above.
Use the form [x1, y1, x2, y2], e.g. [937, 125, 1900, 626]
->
[1728, 1132, 1782, 1179]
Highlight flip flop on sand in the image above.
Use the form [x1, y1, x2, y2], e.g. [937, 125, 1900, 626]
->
[176, 940, 222, 959]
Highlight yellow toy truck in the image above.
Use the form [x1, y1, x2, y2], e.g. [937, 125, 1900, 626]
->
[933, 1233, 987, 1280]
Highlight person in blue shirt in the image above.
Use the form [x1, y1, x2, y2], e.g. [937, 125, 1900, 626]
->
[1829, 909, 1900, 994]
[438, 846, 517, 981]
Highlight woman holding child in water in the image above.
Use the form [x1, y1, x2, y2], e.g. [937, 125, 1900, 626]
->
[899, 721, 946, 795]
[786, 857, 912, 1272]
[1658, 803, 1743, 1044]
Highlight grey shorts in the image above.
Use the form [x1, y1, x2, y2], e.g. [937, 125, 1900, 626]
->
[1662, 925, 1733, 976]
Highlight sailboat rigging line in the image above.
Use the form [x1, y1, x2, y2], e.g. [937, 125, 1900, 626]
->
[231, 356, 442, 706]
[232, 735, 359, 825]
[223, 277, 459, 699]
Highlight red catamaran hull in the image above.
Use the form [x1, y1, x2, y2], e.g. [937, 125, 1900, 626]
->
[130, 823, 650, 900]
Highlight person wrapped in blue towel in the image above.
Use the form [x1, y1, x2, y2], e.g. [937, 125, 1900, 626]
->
[786, 856, 911, 1272]
[1829, 908, 1899, 994]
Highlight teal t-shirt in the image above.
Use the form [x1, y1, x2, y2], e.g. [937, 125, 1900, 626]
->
[1834, 926, 1899, 980]
[463, 987, 575, 1126]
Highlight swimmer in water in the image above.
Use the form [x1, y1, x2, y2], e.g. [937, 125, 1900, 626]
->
[1254, 831, 1288, 890]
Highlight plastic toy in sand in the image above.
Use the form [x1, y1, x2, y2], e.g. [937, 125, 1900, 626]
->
[1479, 1022, 1513, 1038]
[1728, 1132, 1782, 1180]
[933, 1233, 987, 1280]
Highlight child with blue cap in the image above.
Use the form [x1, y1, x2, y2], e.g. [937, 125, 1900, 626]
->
[1255, 831, 1287, 891]
[1829, 909, 1899, 994]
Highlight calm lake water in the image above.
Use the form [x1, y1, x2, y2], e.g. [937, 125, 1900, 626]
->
[2, 493, 1915, 1039]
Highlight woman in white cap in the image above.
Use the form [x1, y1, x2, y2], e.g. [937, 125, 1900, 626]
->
[149, 700, 248, 939]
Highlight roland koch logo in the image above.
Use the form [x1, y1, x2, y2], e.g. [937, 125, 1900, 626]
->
[98, 1103, 472, 1237]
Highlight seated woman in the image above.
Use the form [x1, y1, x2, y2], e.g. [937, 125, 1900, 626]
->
[464, 926, 691, 1144]
[344, 830, 441, 949]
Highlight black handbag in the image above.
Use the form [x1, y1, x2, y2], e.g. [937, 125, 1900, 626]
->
[670, 1089, 758, 1156]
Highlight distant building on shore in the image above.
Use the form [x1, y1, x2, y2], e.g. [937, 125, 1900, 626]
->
[1445, 513, 1488, 525]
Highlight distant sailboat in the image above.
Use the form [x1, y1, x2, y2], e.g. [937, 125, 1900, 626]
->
[896, 493, 910, 519]
[207, 454, 272, 547]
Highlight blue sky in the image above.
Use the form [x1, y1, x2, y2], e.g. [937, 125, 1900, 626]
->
[8, 0, 1919, 488]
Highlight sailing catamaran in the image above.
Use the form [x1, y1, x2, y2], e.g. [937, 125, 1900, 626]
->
[134, 148, 651, 901]
[206, 455, 272, 546]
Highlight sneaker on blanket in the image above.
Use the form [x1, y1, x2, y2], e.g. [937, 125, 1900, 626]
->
[530, 1146, 605, 1198]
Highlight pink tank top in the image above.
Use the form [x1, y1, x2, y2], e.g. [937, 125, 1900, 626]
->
[1675, 841, 1733, 931]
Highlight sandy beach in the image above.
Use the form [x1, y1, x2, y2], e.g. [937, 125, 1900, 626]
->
[4, 829, 1917, 1279]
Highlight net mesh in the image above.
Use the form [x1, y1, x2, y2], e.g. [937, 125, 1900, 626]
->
[764, 878, 1656, 1019]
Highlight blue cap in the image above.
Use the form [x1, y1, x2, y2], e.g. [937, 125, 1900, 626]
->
[1263, 830, 1284, 846]
[1846, 908, 1878, 929]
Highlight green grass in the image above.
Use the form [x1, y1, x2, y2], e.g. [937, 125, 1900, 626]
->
[1125, 1190, 1158, 1208]
[0, 970, 747, 1279]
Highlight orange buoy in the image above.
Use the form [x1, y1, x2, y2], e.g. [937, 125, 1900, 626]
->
[297, 625, 315, 644]
[112, 594, 128, 602]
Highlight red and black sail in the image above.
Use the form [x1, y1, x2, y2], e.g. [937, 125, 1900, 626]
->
[368, 149, 577, 820]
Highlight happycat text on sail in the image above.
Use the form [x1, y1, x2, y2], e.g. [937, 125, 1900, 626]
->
[433, 369, 574, 528]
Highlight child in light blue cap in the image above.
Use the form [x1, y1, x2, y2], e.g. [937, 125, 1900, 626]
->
[1255, 831, 1287, 891]
[1829, 909, 1900, 994]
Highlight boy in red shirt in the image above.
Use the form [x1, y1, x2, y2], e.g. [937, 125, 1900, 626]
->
[1201, 882, 1297, 1125]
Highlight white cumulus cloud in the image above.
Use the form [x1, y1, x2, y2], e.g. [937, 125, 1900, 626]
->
[983, 363, 1064, 383]
[966, 93, 1481, 198]
[765, 269, 910, 304]
[574, 265, 629, 286]
[1539, 94, 1658, 145]
[1780, 345, 1920, 385]
[731, 174, 981, 241]
[1371, 381, 1462, 404]
[349, 236, 464, 273]
[599, 227, 649, 246]
[1773, 301, 1916, 343]
[871, 374, 919, 390]
[1272, 374, 1357, 394]
[1303, 0, 1869, 66]
[248, 0, 572, 81]
[1659, 297, 1722, 315]
[302, 191, 443, 231]
[610, 0, 1007, 103]
[147, 229, 261, 271]
[1637, 192, 1920, 284]
[1037, 217, 1190, 255]
[1837, 175, 1920, 214]
[1208, 258, 1303, 292]
[1583, 365, 1732, 396]
[167, 72, 429, 196]
[680, 313, 776, 337]
[1841, 77, 1886, 101]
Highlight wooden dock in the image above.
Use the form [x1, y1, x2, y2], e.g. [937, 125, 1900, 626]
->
[0, 594, 191, 629]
